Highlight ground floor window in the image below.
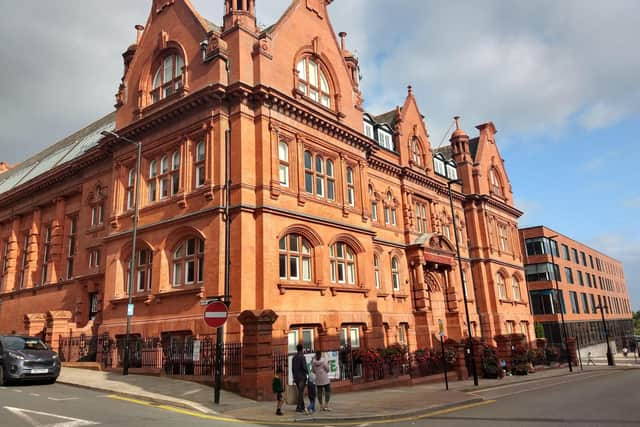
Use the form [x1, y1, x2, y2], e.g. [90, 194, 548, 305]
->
[288, 327, 315, 353]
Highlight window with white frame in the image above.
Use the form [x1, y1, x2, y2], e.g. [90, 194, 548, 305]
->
[512, 276, 521, 301]
[171, 150, 180, 195]
[496, 274, 507, 299]
[346, 166, 355, 207]
[315, 156, 325, 197]
[151, 53, 184, 104]
[498, 222, 509, 251]
[445, 161, 458, 180]
[159, 155, 169, 199]
[363, 121, 374, 139]
[433, 155, 446, 176]
[172, 238, 204, 286]
[126, 168, 136, 210]
[340, 326, 361, 348]
[288, 327, 315, 353]
[126, 249, 153, 293]
[296, 57, 331, 108]
[377, 130, 394, 151]
[148, 160, 158, 202]
[91, 204, 104, 227]
[391, 257, 400, 291]
[88, 249, 100, 268]
[374, 254, 380, 289]
[489, 168, 503, 197]
[330, 242, 356, 285]
[18, 234, 29, 289]
[326, 160, 335, 200]
[279, 234, 312, 282]
[40, 225, 51, 285]
[398, 323, 407, 345]
[303, 151, 335, 200]
[411, 138, 423, 167]
[278, 141, 289, 187]
[195, 140, 206, 188]
[415, 202, 428, 233]
[66, 216, 77, 280]
[462, 270, 469, 298]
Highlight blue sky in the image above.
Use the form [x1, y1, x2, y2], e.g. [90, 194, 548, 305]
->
[0, 1, 638, 308]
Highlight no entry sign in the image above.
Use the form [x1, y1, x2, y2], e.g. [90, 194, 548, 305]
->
[203, 301, 228, 328]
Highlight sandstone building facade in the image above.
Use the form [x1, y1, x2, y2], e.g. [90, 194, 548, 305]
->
[0, 0, 534, 353]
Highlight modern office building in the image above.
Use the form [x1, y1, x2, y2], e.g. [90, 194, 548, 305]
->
[520, 226, 634, 350]
[0, 0, 535, 354]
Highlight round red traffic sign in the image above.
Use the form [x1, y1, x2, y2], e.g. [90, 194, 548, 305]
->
[203, 301, 228, 328]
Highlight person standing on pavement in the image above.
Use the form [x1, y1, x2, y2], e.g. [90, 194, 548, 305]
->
[312, 350, 331, 411]
[292, 344, 308, 413]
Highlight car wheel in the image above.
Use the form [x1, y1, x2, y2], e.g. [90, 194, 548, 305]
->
[0, 365, 5, 386]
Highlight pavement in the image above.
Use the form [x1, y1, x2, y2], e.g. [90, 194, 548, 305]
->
[57, 362, 639, 423]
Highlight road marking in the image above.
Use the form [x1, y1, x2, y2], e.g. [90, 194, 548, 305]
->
[181, 389, 202, 396]
[14, 389, 23, 392]
[48, 397, 80, 401]
[29, 393, 40, 397]
[0, 387, 7, 390]
[107, 394, 494, 425]
[4, 406, 99, 427]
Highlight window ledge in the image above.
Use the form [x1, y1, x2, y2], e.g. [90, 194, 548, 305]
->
[110, 294, 150, 306]
[392, 292, 409, 300]
[155, 285, 203, 302]
[376, 291, 390, 299]
[278, 282, 328, 295]
[329, 285, 369, 297]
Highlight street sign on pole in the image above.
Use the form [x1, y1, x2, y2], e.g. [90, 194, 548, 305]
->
[204, 301, 228, 328]
[127, 304, 134, 317]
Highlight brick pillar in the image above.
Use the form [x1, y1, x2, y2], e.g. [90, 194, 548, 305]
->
[46, 310, 73, 353]
[24, 313, 47, 339]
[238, 309, 278, 401]
[566, 337, 578, 365]
[495, 334, 512, 370]
[455, 343, 468, 381]
[471, 338, 484, 378]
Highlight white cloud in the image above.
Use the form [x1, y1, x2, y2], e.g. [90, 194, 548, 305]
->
[623, 197, 640, 209]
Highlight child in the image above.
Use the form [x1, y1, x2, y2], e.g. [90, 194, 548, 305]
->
[272, 368, 284, 416]
[307, 370, 316, 413]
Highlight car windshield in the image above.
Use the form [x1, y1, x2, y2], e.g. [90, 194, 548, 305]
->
[2, 337, 48, 351]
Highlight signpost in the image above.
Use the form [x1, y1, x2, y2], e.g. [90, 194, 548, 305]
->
[204, 301, 229, 328]
[438, 319, 448, 391]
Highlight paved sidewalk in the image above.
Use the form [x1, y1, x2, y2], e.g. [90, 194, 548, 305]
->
[57, 364, 632, 422]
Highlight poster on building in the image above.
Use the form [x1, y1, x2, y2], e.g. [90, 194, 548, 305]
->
[192, 340, 201, 362]
[287, 351, 340, 385]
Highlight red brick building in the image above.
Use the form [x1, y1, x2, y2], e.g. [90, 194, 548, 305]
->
[0, 0, 534, 359]
[520, 226, 634, 351]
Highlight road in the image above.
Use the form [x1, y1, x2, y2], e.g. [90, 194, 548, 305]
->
[1, 369, 639, 426]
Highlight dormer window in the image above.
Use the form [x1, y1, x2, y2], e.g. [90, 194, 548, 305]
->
[377, 130, 394, 151]
[363, 121, 374, 139]
[433, 155, 446, 176]
[151, 53, 184, 104]
[297, 57, 331, 108]
[445, 161, 458, 180]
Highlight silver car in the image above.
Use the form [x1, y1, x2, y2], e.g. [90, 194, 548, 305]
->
[0, 335, 60, 385]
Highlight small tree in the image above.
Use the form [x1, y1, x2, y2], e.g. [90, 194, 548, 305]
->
[534, 322, 545, 339]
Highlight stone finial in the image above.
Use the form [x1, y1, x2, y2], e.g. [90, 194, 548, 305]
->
[135, 24, 144, 44]
[451, 116, 468, 138]
[339, 32, 347, 51]
[407, 85, 413, 96]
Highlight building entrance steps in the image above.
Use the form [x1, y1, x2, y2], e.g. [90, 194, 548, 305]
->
[56, 365, 637, 422]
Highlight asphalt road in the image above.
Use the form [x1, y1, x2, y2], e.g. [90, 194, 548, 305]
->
[1, 369, 638, 427]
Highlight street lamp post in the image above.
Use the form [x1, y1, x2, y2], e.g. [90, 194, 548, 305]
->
[548, 235, 572, 372]
[596, 303, 615, 366]
[101, 130, 141, 376]
[447, 179, 478, 386]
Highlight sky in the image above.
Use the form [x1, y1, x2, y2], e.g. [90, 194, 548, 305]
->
[0, 1, 638, 309]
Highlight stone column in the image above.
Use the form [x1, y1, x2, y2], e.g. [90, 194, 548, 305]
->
[46, 310, 73, 353]
[455, 343, 469, 381]
[24, 313, 47, 339]
[238, 309, 278, 401]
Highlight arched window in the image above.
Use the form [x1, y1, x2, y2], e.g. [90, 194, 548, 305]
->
[512, 276, 521, 301]
[159, 155, 169, 199]
[496, 274, 507, 299]
[374, 254, 380, 289]
[391, 257, 400, 291]
[490, 168, 503, 197]
[279, 234, 312, 282]
[315, 155, 325, 197]
[411, 139, 422, 167]
[126, 249, 153, 293]
[151, 53, 184, 104]
[278, 141, 289, 187]
[297, 57, 331, 108]
[330, 242, 356, 285]
[172, 238, 204, 286]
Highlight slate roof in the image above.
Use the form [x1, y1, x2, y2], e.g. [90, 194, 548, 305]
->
[373, 109, 399, 128]
[0, 112, 115, 197]
[433, 137, 480, 161]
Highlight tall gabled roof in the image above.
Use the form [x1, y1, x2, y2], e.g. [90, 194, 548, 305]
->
[433, 137, 480, 161]
[0, 113, 115, 196]
[374, 109, 399, 128]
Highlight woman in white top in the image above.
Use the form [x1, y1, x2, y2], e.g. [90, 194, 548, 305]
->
[311, 350, 331, 411]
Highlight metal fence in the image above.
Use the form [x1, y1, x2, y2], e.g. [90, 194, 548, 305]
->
[59, 333, 241, 378]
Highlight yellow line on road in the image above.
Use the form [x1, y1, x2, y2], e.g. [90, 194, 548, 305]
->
[107, 394, 495, 425]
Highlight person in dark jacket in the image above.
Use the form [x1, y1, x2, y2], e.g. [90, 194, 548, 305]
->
[291, 343, 308, 413]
